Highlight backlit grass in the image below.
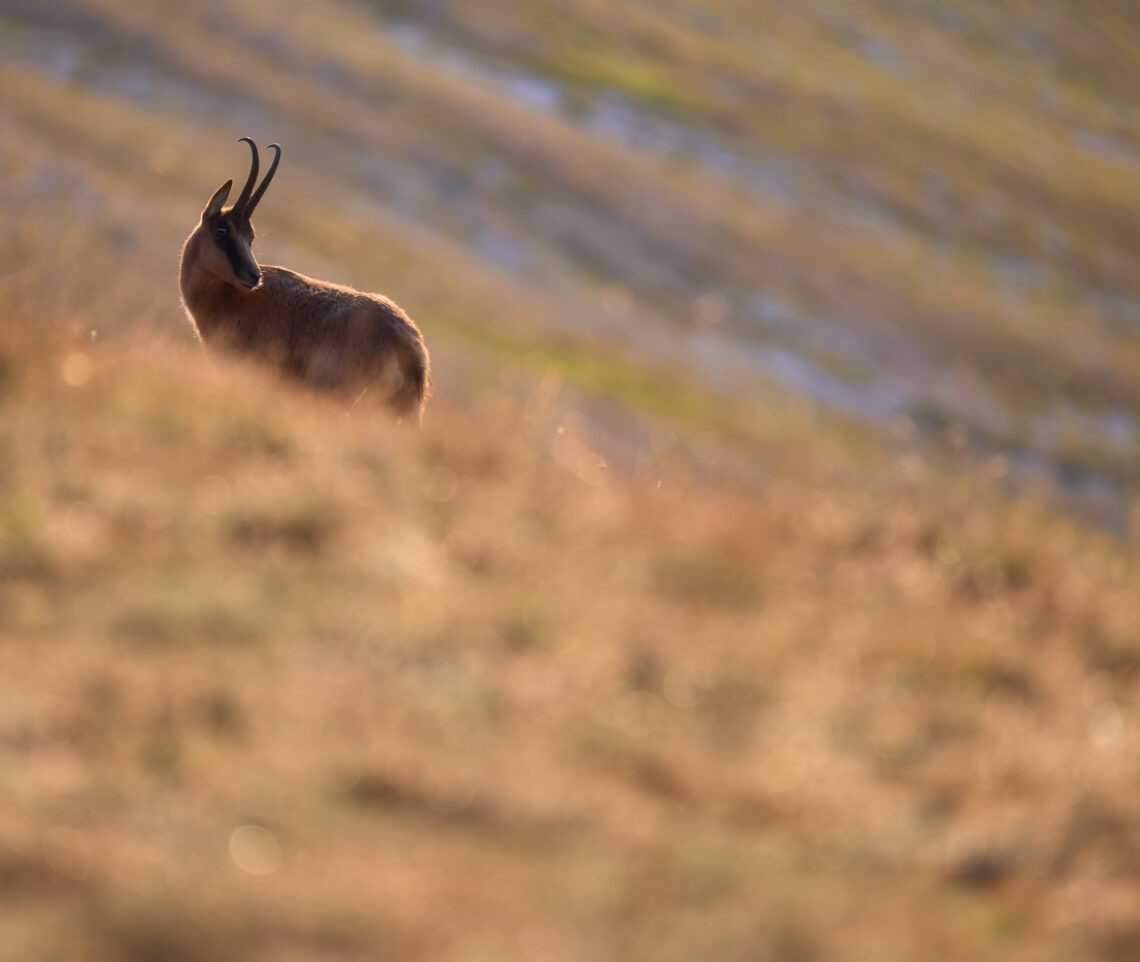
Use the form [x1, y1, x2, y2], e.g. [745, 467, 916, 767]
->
[3, 2, 1140, 959]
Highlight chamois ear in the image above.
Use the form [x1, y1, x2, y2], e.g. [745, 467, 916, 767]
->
[202, 180, 233, 221]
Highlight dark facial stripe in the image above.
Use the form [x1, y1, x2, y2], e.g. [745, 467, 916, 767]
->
[215, 232, 257, 281]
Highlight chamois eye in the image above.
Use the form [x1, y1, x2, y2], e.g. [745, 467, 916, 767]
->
[214, 225, 229, 237]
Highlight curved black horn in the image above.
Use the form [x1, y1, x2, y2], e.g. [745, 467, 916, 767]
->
[232, 137, 260, 214]
[245, 143, 281, 218]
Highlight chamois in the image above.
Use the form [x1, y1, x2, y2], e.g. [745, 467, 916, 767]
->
[180, 138, 430, 419]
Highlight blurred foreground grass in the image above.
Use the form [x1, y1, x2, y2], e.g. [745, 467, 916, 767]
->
[3, 247, 1140, 961]
[2, 0, 1140, 959]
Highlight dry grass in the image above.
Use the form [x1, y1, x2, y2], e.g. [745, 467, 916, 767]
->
[2, 1, 1140, 959]
[3, 247, 1140, 960]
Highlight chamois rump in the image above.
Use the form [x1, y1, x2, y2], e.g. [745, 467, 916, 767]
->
[180, 138, 430, 419]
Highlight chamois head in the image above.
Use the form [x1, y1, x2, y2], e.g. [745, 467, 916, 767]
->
[196, 137, 281, 291]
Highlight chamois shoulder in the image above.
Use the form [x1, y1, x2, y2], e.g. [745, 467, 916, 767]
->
[262, 265, 403, 309]
[260, 264, 351, 294]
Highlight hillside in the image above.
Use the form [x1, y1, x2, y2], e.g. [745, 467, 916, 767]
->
[5, 0, 1140, 522]
[2, 1, 1140, 960]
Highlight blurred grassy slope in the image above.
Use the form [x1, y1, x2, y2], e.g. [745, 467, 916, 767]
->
[3, 0, 1140, 519]
[3, 276, 1140, 962]
[2, 0, 1140, 960]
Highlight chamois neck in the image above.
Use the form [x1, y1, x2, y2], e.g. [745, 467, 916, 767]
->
[180, 229, 236, 329]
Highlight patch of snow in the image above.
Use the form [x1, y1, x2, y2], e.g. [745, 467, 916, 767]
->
[855, 35, 912, 76]
[1077, 129, 1140, 170]
[473, 228, 531, 274]
[1090, 290, 1140, 331]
